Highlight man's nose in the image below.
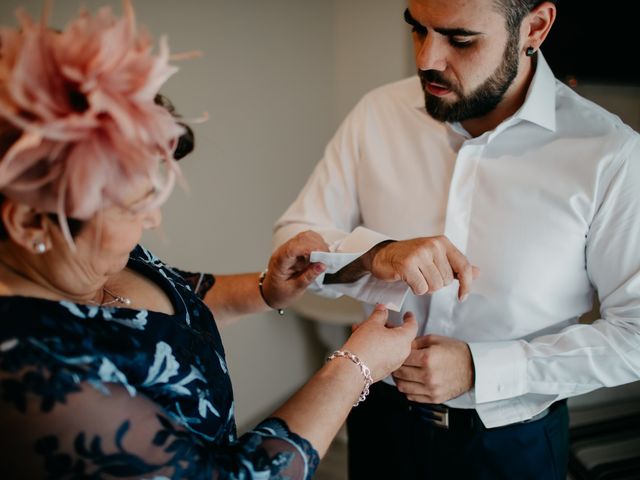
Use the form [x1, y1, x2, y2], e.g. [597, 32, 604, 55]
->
[416, 35, 447, 72]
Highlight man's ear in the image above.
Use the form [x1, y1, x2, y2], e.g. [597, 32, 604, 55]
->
[521, 1, 557, 55]
[1, 200, 51, 254]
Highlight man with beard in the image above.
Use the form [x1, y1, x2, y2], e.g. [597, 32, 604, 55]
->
[273, 0, 640, 478]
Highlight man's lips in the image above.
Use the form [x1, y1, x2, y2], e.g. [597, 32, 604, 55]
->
[426, 82, 452, 96]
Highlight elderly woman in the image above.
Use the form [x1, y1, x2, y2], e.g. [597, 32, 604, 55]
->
[0, 3, 417, 479]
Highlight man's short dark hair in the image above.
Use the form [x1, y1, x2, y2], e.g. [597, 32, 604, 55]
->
[494, 0, 558, 36]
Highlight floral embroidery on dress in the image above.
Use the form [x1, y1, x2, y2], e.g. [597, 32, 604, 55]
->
[0, 245, 319, 479]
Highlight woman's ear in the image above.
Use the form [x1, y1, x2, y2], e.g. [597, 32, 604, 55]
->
[1, 200, 51, 254]
[521, 1, 557, 56]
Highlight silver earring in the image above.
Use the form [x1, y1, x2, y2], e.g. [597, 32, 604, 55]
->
[34, 241, 47, 254]
[526, 46, 536, 57]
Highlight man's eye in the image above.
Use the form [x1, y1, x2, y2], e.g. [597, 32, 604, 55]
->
[450, 37, 472, 48]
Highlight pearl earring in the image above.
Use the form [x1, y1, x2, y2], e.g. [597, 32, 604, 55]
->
[33, 241, 47, 254]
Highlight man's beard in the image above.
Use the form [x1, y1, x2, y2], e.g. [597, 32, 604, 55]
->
[419, 36, 519, 123]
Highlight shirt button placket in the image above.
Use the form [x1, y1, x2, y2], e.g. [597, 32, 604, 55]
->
[427, 142, 482, 336]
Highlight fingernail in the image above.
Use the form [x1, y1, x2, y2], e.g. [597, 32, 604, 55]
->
[459, 294, 468, 303]
[375, 303, 386, 311]
[314, 263, 326, 273]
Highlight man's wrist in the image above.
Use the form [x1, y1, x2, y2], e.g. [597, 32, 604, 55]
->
[466, 343, 476, 388]
[323, 240, 395, 284]
[361, 239, 395, 272]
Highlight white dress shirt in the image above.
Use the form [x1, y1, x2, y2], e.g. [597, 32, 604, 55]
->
[273, 54, 640, 428]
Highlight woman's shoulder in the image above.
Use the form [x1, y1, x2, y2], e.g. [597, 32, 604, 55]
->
[130, 244, 216, 300]
[128, 244, 189, 287]
[129, 244, 166, 269]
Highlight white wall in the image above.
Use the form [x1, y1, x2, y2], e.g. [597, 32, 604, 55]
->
[333, 0, 412, 125]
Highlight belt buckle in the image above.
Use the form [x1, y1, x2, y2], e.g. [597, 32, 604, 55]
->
[431, 408, 449, 429]
[419, 404, 449, 429]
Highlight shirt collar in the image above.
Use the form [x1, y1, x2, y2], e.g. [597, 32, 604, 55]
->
[513, 51, 557, 132]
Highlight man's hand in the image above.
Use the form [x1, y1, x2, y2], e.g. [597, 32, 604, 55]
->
[368, 236, 479, 301]
[392, 334, 474, 404]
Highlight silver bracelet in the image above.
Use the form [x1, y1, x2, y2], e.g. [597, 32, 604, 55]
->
[258, 269, 284, 316]
[326, 350, 373, 406]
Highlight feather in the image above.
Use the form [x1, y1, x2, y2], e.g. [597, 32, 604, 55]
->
[0, 0, 187, 227]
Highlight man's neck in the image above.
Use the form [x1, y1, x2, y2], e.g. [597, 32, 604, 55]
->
[460, 57, 536, 138]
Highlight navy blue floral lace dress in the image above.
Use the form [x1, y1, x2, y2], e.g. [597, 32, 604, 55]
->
[0, 245, 319, 479]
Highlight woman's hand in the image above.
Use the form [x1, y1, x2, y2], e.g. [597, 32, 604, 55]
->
[341, 305, 417, 382]
[262, 231, 329, 309]
[272, 304, 417, 456]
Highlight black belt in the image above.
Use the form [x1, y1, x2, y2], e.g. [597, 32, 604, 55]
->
[409, 402, 480, 430]
[409, 400, 565, 431]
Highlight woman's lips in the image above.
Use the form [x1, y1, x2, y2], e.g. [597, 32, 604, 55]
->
[426, 82, 451, 97]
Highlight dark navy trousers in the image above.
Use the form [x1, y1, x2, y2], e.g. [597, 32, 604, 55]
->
[346, 382, 569, 480]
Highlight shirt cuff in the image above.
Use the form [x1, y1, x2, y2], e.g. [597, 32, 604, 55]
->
[309, 251, 409, 311]
[308, 251, 360, 298]
[337, 226, 392, 253]
[309, 226, 408, 311]
[469, 340, 528, 403]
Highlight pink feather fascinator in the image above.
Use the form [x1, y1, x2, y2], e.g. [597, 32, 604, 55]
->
[0, 0, 186, 241]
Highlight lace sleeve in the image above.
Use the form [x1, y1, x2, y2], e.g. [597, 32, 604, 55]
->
[0, 371, 318, 479]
